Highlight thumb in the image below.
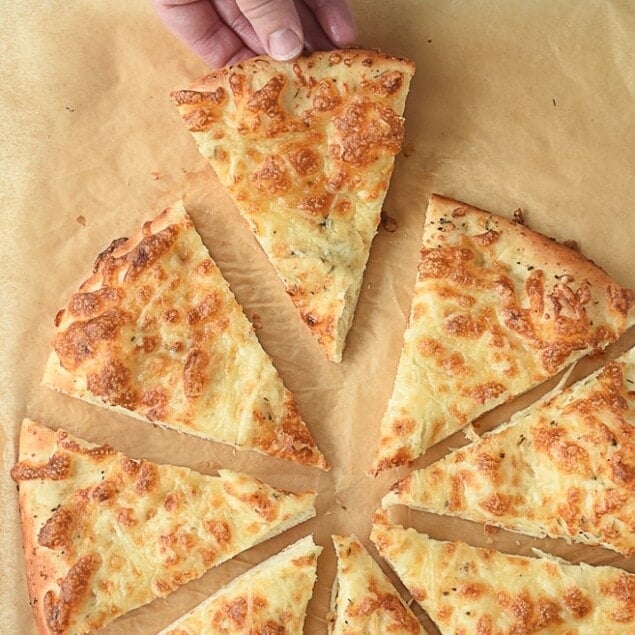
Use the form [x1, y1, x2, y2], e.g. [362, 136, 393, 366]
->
[236, 0, 304, 61]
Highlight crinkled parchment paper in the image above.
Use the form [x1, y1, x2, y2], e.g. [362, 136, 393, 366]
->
[2, 1, 634, 633]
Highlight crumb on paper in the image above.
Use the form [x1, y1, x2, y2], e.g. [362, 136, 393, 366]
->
[515, 540, 521, 546]
[65, 106, 75, 112]
[401, 141, 415, 158]
[552, 98, 557, 107]
[251, 313, 263, 330]
[380, 210, 399, 233]
[150, 171, 161, 181]
[427, 39, 432, 44]
[562, 239, 579, 251]
[512, 208, 525, 225]
[75, 215, 86, 226]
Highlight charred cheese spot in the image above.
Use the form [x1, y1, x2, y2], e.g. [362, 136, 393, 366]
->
[247, 75, 286, 119]
[288, 147, 320, 176]
[297, 192, 334, 216]
[10, 452, 71, 482]
[116, 507, 138, 527]
[67, 287, 122, 319]
[347, 580, 421, 631]
[608, 284, 635, 315]
[465, 381, 506, 405]
[418, 246, 474, 279]
[124, 226, 179, 281]
[204, 519, 232, 545]
[251, 155, 291, 195]
[54, 309, 129, 370]
[133, 462, 158, 494]
[38, 507, 74, 549]
[91, 480, 116, 502]
[443, 313, 487, 338]
[87, 360, 139, 410]
[563, 587, 592, 618]
[479, 493, 513, 516]
[603, 573, 635, 622]
[333, 101, 404, 166]
[44, 554, 101, 635]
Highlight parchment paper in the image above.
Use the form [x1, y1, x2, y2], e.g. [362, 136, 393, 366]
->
[2, 1, 634, 633]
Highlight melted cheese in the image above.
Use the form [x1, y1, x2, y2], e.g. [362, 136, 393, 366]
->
[11, 420, 316, 635]
[329, 534, 426, 634]
[383, 347, 635, 556]
[371, 518, 635, 634]
[372, 194, 635, 473]
[172, 50, 415, 362]
[159, 536, 320, 635]
[42, 202, 327, 470]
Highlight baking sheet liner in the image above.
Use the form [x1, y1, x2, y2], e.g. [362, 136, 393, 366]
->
[2, 1, 634, 632]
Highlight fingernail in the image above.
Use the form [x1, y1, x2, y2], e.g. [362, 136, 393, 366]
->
[268, 29, 303, 61]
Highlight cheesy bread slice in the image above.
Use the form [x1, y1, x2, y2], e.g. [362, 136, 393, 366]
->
[42, 202, 328, 470]
[329, 534, 426, 634]
[171, 49, 415, 362]
[371, 516, 635, 634]
[158, 535, 321, 635]
[11, 419, 317, 635]
[383, 347, 635, 556]
[372, 194, 635, 473]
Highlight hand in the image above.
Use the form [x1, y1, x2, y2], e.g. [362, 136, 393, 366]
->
[151, 0, 357, 69]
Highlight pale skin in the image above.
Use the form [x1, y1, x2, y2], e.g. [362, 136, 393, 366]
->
[151, 0, 357, 69]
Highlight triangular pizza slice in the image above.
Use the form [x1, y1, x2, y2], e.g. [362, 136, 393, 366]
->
[42, 201, 328, 470]
[10, 419, 317, 635]
[382, 347, 635, 556]
[371, 515, 635, 634]
[171, 49, 415, 362]
[329, 534, 426, 634]
[372, 194, 635, 473]
[158, 535, 321, 635]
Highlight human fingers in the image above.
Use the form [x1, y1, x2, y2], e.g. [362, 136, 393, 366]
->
[235, 0, 304, 61]
[294, 0, 333, 52]
[151, 0, 256, 68]
[211, 1, 267, 55]
[304, 0, 356, 46]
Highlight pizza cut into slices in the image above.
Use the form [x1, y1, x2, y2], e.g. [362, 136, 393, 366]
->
[10, 419, 317, 635]
[42, 201, 328, 470]
[158, 535, 321, 635]
[371, 194, 635, 474]
[171, 49, 415, 362]
[382, 346, 635, 556]
[329, 534, 426, 634]
[371, 515, 635, 634]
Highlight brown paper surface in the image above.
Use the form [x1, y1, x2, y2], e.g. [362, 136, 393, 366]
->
[2, 1, 635, 633]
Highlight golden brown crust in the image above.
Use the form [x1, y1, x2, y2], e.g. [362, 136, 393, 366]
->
[42, 202, 328, 470]
[12, 419, 317, 635]
[171, 49, 414, 362]
[372, 194, 635, 474]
